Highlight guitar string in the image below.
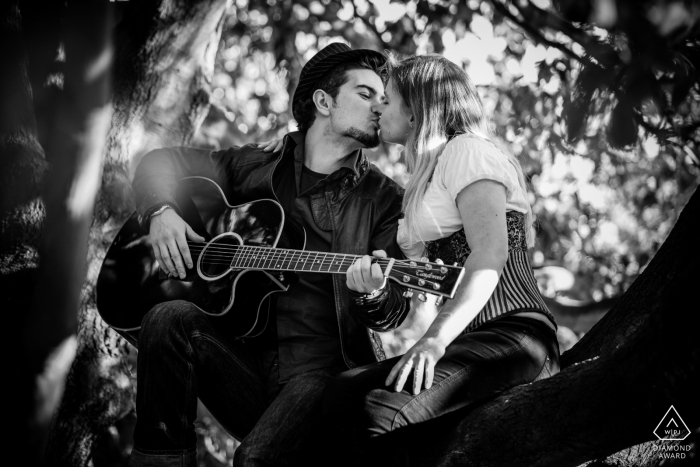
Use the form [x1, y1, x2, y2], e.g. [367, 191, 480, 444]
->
[161, 242, 452, 288]
[168, 245, 444, 286]
[191, 256, 444, 289]
[184, 245, 449, 279]
[183, 242, 452, 269]
[182, 242, 446, 269]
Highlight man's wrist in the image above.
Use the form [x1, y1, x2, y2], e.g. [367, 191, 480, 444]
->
[144, 203, 173, 226]
[363, 286, 385, 299]
[146, 203, 173, 222]
[349, 284, 389, 306]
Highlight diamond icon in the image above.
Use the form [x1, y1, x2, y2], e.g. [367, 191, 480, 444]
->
[653, 406, 691, 441]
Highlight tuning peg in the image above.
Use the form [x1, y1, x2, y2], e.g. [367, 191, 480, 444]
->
[435, 258, 443, 264]
[402, 288, 413, 298]
[453, 262, 459, 267]
[417, 293, 427, 302]
[420, 256, 429, 262]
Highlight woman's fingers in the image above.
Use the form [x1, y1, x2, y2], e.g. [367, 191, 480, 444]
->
[394, 358, 415, 392]
[256, 139, 284, 152]
[424, 358, 435, 390]
[385, 355, 407, 387]
[412, 354, 426, 395]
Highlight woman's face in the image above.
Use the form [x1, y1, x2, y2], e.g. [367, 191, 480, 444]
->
[379, 78, 413, 146]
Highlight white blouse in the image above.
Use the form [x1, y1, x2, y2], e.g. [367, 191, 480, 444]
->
[398, 134, 529, 260]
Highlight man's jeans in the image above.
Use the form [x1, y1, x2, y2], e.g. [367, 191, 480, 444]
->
[129, 300, 344, 467]
[323, 314, 560, 466]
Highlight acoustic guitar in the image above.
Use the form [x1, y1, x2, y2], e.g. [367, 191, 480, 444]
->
[96, 177, 465, 338]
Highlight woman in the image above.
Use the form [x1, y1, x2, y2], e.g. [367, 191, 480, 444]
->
[336, 54, 560, 463]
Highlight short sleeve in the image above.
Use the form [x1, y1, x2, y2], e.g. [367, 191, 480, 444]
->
[437, 136, 518, 202]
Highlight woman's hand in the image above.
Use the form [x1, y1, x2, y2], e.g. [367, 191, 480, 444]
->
[256, 138, 284, 152]
[346, 250, 388, 293]
[386, 337, 446, 395]
[149, 209, 205, 279]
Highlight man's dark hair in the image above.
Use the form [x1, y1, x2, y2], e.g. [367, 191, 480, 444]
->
[295, 56, 386, 132]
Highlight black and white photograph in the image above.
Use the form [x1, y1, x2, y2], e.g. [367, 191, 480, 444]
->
[4, 0, 698, 465]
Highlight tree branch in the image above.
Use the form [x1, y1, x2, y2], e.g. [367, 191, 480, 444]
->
[490, 0, 592, 67]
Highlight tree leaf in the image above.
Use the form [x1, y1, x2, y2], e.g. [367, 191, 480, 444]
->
[607, 96, 638, 148]
[563, 63, 609, 142]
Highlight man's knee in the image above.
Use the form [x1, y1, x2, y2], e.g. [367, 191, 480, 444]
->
[362, 389, 399, 437]
[139, 300, 202, 346]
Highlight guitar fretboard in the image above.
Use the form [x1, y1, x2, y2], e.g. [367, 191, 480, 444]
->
[197, 243, 373, 274]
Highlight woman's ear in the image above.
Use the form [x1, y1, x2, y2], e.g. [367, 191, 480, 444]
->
[312, 89, 332, 117]
[409, 114, 415, 129]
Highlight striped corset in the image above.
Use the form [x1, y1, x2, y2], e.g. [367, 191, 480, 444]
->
[424, 212, 554, 333]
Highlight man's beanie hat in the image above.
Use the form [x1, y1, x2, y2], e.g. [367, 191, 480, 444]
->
[292, 43, 386, 121]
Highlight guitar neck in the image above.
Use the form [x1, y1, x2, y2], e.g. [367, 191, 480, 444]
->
[229, 245, 362, 274]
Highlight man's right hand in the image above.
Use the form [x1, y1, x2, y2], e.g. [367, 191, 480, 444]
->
[149, 208, 205, 279]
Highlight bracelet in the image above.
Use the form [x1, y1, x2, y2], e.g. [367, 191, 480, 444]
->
[147, 204, 173, 222]
[364, 287, 385, 299]
[350, 286, 388, 306]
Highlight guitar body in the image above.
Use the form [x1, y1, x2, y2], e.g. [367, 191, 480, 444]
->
[96, 177, 302, 338]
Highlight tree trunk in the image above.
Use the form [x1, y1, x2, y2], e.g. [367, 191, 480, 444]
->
[41, 1, 227, 465]
[19, 2, 113, 463]
[401, 185, 700, 467]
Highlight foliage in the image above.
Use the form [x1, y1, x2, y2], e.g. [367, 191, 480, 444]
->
[192, 0, 699, 306]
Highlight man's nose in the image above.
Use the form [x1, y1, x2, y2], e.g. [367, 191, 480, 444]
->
[373, 100, 386, 115]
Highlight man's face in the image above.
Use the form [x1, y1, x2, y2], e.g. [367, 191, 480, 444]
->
[327, 69, 385, 148]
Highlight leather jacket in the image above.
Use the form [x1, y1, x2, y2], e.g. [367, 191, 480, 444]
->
[132, 132, 410, 368]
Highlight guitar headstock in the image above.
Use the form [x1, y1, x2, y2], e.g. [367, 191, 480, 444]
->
[386, 258, 465, 299]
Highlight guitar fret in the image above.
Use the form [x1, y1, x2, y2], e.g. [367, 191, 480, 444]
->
[283, 250, 295, 270]
[289, 250, 300, 271]
[256, 247, 265, 269]
[336, 254, 346, 273]
[241, 246, 251, 268]
[233, 248, 243, 269]
[301, 251, 311, 271]
[250, 246, 261, 269]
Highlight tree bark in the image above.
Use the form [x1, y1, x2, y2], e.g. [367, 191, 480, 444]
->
[43, 1, 227, 465]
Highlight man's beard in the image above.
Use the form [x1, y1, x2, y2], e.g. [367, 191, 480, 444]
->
[343, 126, 380, 148]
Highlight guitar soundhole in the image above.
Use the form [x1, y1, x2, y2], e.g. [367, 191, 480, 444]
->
[200, 235, 240, 279]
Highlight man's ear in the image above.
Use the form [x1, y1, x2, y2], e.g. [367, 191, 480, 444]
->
[312, 89, 332, 117]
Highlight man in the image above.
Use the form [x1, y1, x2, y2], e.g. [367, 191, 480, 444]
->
[129, 43, 409, 466]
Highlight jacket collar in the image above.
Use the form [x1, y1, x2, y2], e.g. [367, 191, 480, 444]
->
[284, 131, 370, 181]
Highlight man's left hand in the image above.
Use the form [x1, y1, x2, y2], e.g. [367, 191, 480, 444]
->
[346, 250, 387, 293]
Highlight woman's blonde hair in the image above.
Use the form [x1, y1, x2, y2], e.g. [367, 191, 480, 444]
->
[388, 54, 535, 248]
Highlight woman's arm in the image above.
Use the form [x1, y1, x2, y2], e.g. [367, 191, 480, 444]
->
[386, 179, 509, 394]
